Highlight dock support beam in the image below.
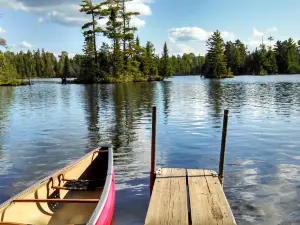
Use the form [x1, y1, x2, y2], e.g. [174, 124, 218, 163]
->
[219, 109, 229, 187]
[150, 106, 157, 195]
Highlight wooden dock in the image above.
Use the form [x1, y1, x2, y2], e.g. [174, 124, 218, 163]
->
[145, 168, 236, 225]
[145, 107, 235, 224]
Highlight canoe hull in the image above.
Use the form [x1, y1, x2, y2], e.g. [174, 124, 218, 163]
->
[0, 146, 115, 225]
[95, 171, 115, 225]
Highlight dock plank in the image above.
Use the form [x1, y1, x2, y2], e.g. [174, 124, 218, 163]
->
[187, 169, 236, 225]
[144, 168, 188, 225]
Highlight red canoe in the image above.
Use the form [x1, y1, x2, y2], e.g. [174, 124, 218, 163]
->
[0, 146, 115, 225]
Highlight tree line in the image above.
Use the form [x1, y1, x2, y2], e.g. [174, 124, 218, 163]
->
[0, 47, 204, 81]
[202, 30, 300, 78]
[77, 0, 187, 82]
[0, 50, 81, 81]
[2, 3, 300, 84]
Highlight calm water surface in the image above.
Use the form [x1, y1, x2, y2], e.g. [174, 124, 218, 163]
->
[1, 75, 300, 224]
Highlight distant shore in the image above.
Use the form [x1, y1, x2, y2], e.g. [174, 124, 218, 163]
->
[0, 79, 29, 86]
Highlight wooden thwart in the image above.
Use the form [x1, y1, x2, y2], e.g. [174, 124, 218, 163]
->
[0, 223, 30, 225]
[95, 150, 108, 153]
[144, 168, 236, 225]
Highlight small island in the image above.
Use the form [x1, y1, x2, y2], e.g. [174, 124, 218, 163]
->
[1, 0, 300, 85]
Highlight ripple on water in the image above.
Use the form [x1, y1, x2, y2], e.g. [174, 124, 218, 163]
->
[1, 76, 300, 224]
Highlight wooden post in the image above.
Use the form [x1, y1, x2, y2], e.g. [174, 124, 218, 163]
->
[219, 109, 229, 187]
[150, 106, 157, 195]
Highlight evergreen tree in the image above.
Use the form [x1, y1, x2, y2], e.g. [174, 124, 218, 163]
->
[0, 38, 6, 47]
[104, 4, 123, 78]
[136, 36, 140, 47]
[266, 49, 278, 74]
[63, 54, 70, 78]
[115, 0, 140, 53]
[80, 0, 104, 71]
[141, 41, 158, 78]
[160, 42, 172, 79]
[204, 30, 228, 78]
[268, 36, 274, 49]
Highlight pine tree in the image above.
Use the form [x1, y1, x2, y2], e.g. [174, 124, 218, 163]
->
[0, 38, 6, 47]
[34, 49, 45, 77]
[63, 54, 70, 78]
[136, 36, 140, 47]
[81, 37, 97, 80]
[80, 0, 105, 70]
[104, 4, 124, 78]
[266, 49, 278, 74]
[258, 44, 268, 75]
[204, 30, 228, 78]
[115, 0, 140, 52]
[268, 36, 274, 49]
[141, 41, 158, 79]
[160, 42, 172, 79]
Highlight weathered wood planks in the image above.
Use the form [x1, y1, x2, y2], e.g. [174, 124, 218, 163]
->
[144, 168, 189, 225]
[188, 169, 236, 225]
[145, 168, 236, 225]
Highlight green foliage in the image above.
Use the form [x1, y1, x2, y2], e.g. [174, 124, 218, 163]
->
[140, 41, 158, 79]
[204, 31, 300, 76]
[0, 38, 6, 47]
[63, 54, 70, 78]
[78, 0, 171, 82]
[173, 53, 204, 75]
[80, 0, 105, 75]
[203, 30, 228, 78]
[159, 42, 173, 79]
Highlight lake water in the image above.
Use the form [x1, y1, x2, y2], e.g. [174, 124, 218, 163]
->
[1, 75, 300, 224]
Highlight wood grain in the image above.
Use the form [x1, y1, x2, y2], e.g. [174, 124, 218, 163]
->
[144, 168, 188, 225]
[187, 169, 236, 225]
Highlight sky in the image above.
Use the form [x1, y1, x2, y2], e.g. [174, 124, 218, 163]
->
[1, 0, 300, 56]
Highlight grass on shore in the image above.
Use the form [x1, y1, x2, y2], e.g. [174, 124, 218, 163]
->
[0, 79, 29, 86]
[74, 74, 164, 84]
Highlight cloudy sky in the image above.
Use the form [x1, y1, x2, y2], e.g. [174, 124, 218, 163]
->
[0, 0, 300, 56]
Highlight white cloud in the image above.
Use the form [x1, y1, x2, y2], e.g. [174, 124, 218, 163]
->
[37, 17, 44, 23]
[248, 27, 278, 48]
[53, 52, 77, 58]
[168, 27, 236, 56]
[170, 43, 196, 55]
[96, 16, 145, 29]
[0, 27, 6, 34]
[130, 16, 146, 28]
[21, 41, 32, 48]
[221, 31, 236, 41]
[0, 0, 152, 27]
[266, 27, 277, 33]
[126, 0, 152, 16]
[168, 27, 235, 44]
[168, 27, 211, 43]
[252, 28, 264, 37]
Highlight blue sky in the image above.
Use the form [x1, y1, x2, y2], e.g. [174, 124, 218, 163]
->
[0, 0, 300, 56]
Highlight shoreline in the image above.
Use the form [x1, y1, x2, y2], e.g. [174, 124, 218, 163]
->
[0, 79, 29, 86]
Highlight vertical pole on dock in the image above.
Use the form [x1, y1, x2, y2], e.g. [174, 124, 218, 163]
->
[219, 109, 229, 187]
[150, 106, 157, 196]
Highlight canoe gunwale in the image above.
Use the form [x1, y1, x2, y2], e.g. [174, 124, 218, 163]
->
[87, 145, 114, 225]
[0, 145, 113, 222]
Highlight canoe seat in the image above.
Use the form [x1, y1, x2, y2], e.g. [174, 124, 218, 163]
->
[54, 180, 101, 191]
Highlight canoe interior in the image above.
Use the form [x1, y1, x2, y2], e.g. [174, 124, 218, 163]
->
[0, 148, 109, 225]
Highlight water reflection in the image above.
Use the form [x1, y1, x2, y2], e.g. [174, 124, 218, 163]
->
[160, 81, 172, 122]
[0, 87, 14, 151]
[0, 76, 300, 224]
[83, 84, 101, 148]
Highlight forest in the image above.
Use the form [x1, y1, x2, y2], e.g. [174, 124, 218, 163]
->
[1, 0, 300, 84]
